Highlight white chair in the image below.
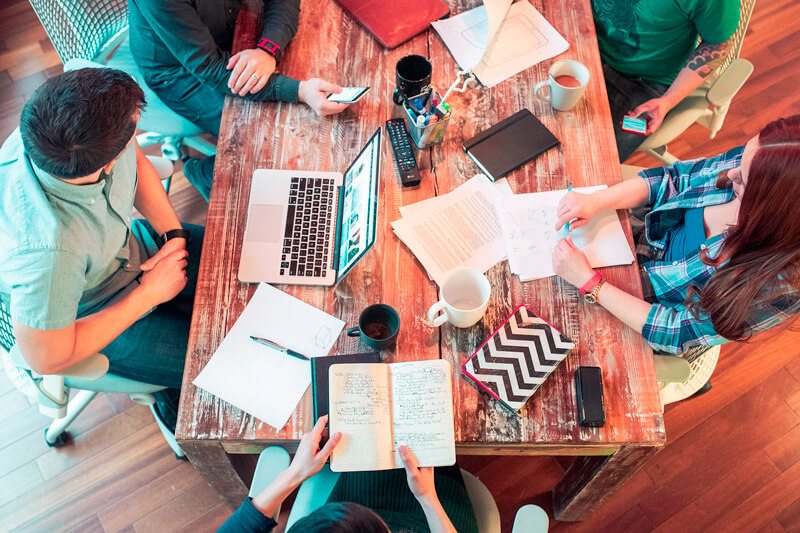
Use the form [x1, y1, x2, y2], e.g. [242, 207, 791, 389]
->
[635, 0, 757, 165]
[0, 158, 185, 457]
[251, 447, 549, 533]
[27, 0, 216, 162]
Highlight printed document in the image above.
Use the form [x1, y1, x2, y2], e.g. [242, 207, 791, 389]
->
[193, 283, 345, 430]
[432, 0, 569, 87]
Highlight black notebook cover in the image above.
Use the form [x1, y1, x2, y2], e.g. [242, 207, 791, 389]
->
[463, 109, 560, 180]
[311, 352, 381, 419]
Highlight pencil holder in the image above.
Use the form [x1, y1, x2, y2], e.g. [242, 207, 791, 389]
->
[403, 90, 451, 149]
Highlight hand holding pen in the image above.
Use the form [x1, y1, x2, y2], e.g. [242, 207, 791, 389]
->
[555, 184, 602, 233]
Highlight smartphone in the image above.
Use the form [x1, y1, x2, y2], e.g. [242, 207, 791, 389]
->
[621, 116, 648, 135]
[575, 366, 605, 427]
[327, 87, 370, 103]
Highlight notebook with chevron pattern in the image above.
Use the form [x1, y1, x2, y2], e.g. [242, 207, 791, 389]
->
[462, 304, 575, 414]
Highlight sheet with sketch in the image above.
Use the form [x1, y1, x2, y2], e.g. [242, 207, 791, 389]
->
[329, 360, 456, 472]
[431, 0, 569, 87]
[499, 185, 635, 281]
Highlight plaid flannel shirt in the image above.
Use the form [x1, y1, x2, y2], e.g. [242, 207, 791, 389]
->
[636, 145, 800, 353]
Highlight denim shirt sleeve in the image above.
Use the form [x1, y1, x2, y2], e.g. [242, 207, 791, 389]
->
[216, 498, 278, 533]
[133, 0, 300, 103]
[5, 248, 87, 330]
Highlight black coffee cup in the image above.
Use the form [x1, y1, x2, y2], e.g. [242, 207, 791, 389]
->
[347, 304, 400, 349]
[393, 55, 432, 105]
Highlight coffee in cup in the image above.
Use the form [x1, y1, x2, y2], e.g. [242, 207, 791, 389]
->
[347, 304, 400, 349]
[534, 59, 591, 111]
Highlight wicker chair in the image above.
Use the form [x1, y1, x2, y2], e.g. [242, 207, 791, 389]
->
[28, 0, 216, 161]
[635, 0, 757, 164]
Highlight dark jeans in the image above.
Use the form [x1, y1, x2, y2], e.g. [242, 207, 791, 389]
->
[603, 63, 670, 163]
[101, 219, 205, 431]
[146, 68, 222, 201]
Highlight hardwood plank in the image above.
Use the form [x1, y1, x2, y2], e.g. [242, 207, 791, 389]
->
[764, 422, 800, 472]
[173, 502, 233, 533]
[36, 404, 153, 482]
[0, 388, 32, 422]
[777, 497, 800, 533]
[650, 452, 781, 533]
[130, 479, 223, 533]
[0, 462, 43, 508]
[0, 402, 50, 448]
[787, 356, 800, 384]
[63, 515, 105, 533]
[0, 421, 52, 479]
[107, 392, 138, 415]
[755, 520, 788, 533]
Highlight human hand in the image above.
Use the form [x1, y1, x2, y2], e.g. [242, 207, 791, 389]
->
[628, 97, 672, 135]
[298, 79, 349, 117]
[399, 445, 438, 505]
[138, 248, 188, 304]
[287, 416, 341, 484]
[552, 236, 596, 288]
[555, 191, 601, 232]
[227, 48, 277, 96]
[140, 238, 186, 272]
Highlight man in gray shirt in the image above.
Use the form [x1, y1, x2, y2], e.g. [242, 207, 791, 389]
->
[129, 0, 349, 200]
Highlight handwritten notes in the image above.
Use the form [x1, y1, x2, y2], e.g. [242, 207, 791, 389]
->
[329, 360, 455, 472]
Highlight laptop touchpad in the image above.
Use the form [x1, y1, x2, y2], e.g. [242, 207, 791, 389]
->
[246, 204, 284, 244]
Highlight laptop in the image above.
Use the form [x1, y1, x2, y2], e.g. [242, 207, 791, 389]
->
[238, 128, 381, 286]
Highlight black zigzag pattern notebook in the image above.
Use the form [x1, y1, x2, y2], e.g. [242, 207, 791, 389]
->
[462, 305, 575, 413]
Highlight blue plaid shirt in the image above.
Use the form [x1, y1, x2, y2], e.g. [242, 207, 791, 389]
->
[637, 145, 800, 353]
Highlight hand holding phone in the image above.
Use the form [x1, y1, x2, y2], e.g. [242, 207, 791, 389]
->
[621, 115, 649, 136]
[327, 87, 370, 104]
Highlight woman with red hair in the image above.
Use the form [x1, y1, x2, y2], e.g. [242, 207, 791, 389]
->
[552, 115, 800, 354]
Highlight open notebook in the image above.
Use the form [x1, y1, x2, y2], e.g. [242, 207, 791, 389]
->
[329, 360, 455, 472]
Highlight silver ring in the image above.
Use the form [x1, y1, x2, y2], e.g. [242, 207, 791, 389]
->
[251, 73, 260, 81]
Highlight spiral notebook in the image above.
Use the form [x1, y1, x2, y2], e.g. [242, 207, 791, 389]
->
[462, 304, 575, 413]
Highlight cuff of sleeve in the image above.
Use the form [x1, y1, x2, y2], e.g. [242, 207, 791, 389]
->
[641, 304, 682, 354]
[229, 498, 278, 532]
[273, 75, 300, 103]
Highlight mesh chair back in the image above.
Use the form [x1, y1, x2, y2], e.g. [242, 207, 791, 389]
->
[718, 0, 757, 71]
[0, 296, 16, 353]
[28, 0, 128, 63]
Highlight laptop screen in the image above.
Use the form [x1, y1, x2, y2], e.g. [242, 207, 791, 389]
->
[335, 128, 381, 282]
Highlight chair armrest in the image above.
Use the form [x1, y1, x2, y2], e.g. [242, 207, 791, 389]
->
[706, 59, 754, 107]
[654, 354, 691, 383]
[58, 353, 109, 380]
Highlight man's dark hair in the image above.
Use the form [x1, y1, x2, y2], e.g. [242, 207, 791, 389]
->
[19, 68, 145, 179]
[287, 502, 390, 533]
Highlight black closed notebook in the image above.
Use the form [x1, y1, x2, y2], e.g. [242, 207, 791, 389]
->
[463, 109, 560, 180]
[311, 352, 381, 419]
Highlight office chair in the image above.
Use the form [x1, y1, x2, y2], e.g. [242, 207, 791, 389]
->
[635, 0, 757, 165]
[27, 0, 216, 162]
[0, 157, 185, 457]
[249, 447, 550, 533]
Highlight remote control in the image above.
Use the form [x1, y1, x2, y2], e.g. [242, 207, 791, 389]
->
[385, 118, 421, 187]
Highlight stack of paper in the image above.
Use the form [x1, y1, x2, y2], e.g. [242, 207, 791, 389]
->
[193, 283, 345, 430]
[499, 185, 635, 280]
[432, 0, 569, 87]
[391, 175, 512, 286]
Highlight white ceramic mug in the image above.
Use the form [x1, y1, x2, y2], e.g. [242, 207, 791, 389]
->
[428, 267, 491, 328]
[534, 59, 591, 111]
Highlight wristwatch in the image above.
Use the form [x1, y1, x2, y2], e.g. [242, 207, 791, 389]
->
[160, 228, 191, 247]
[257, 37, 282, 62]
[579, 272, 605, 304]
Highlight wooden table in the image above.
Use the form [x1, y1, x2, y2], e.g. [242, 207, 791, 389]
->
[176, 0, 665, 521]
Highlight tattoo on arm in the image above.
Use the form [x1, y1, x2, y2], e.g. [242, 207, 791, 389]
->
[686, 39, 732, 78]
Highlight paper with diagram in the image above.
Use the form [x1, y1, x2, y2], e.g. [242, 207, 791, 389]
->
[499, 185, 635, 281]
[431, 0, 569, 87]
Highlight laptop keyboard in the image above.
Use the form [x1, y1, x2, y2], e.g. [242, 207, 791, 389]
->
[280, 177, 335, 277]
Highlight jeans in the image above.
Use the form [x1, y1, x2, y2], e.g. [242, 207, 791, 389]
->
[101, 219, 205, 431]
[146, 68, 222, 201]
[602, 63, 671, 163]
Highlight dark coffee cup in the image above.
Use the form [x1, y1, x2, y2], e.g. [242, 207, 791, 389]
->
[347, 304, 400, 349]
[393, 55, 432, 105]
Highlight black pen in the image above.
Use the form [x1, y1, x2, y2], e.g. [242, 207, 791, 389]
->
[249, 336, 310, 361]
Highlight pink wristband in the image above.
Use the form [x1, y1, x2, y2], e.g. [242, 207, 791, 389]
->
[579, 272, 603, 295]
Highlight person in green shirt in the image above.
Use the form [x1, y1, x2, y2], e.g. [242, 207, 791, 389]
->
[592, 0, 740, 161]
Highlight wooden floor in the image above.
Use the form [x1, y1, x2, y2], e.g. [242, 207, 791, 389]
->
[1, 0, 800, 531]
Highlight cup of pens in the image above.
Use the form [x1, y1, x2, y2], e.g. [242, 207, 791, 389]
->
[402, 88, 452, 149]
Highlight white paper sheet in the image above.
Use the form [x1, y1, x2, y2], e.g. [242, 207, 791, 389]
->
[392, 175, 507, 285]
[499, 185, 635, 280]
[432, 1, 569, 87]
[193, 283, 345, 430]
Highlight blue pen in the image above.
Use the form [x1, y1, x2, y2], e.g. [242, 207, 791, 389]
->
[565, 182, 573, 238]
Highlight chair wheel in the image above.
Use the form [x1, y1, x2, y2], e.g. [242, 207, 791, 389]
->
[45, 429, 72, 448]
[693, 380, 712, 397]
[176, 452, 188, 461]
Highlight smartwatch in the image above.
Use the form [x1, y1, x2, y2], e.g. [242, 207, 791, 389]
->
[160, 228, 191, 247]
[257, 37, 282, 62]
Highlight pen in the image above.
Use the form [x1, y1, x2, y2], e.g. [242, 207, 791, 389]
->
[565, 182, 573, 237]
[250, 336, 310, 361]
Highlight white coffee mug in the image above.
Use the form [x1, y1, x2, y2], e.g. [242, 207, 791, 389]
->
[428, 267, 491, 328]
[534, 59, 591, 111]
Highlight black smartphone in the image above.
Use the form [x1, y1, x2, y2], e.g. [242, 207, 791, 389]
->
[575, 366, 605, 427]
